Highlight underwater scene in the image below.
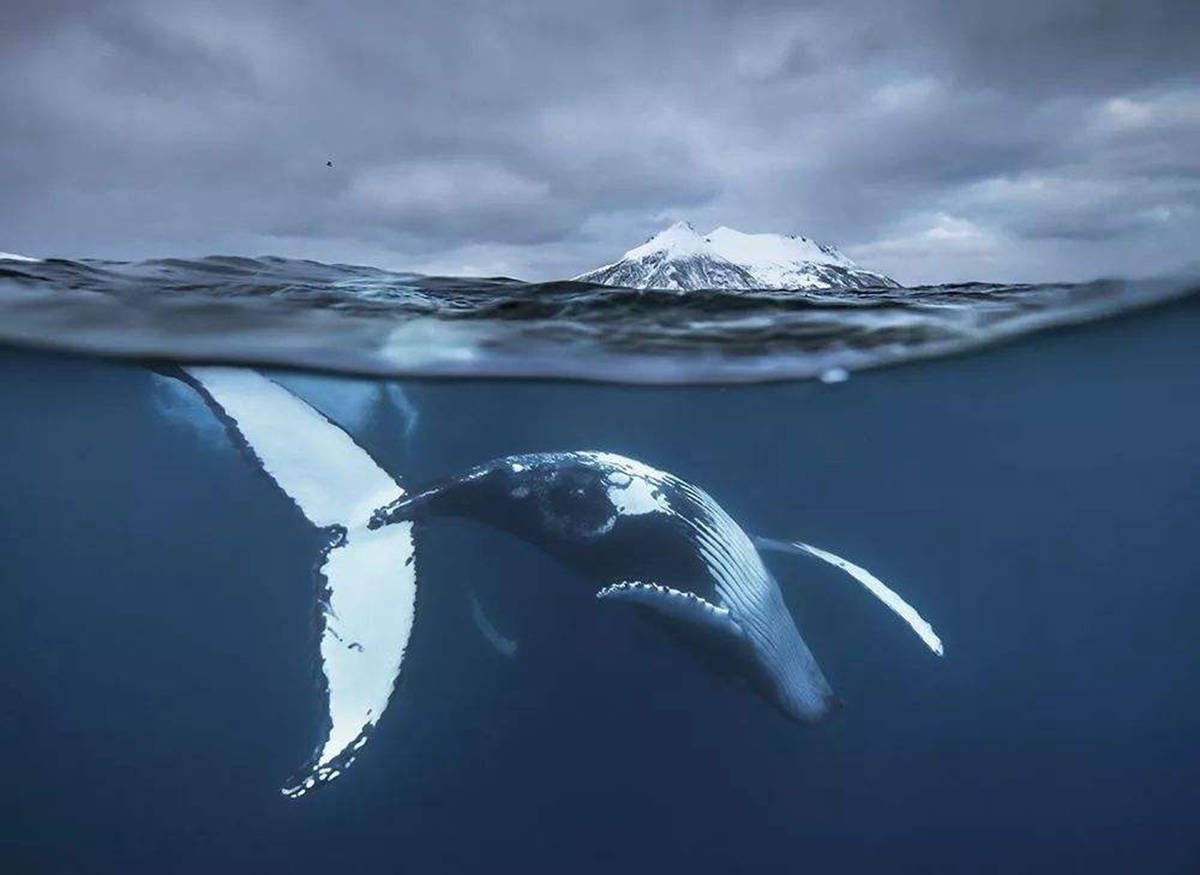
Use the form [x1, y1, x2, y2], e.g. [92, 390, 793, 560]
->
[1, 257, 1197, 873]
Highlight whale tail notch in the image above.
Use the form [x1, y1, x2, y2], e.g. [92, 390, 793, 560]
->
[175, 366, 417, 798]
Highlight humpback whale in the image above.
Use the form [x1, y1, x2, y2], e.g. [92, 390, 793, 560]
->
[370, 451, 845, 724]
[171, 366, 942, 798]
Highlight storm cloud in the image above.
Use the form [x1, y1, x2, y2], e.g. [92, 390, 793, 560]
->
[2, 0, 1197, 283]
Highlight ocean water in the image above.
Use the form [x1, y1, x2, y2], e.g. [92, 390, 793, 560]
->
[1, 258, 1198, 873]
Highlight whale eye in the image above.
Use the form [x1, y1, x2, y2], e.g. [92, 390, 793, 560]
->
[537, 471, 617, 540]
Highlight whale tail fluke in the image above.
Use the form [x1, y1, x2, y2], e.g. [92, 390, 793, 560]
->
[755, 536, 944, 657]
[176, 366, 417, 798]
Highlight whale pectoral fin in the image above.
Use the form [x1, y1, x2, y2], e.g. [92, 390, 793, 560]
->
[595, 581, 744, 641]
[754, 536, 944, 657]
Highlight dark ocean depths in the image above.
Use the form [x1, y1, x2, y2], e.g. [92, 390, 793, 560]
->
[0, 257, 1199, 874]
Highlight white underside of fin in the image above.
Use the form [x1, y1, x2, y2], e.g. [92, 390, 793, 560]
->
[757, 537, 944, 657]
[183, 367, 401, 528]
[595, 580, 743, 639]
[181, 366, 416, 797]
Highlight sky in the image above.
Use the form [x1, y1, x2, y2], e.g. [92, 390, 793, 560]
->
[2, 0, 1198, 284]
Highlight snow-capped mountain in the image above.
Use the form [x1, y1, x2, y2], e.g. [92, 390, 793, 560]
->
[573, 221, 898, 291]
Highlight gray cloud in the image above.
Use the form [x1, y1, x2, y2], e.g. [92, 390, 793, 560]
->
[1, 0, 1197, 283]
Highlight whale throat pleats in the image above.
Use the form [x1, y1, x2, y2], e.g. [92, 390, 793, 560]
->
[179, 366, 417, 797]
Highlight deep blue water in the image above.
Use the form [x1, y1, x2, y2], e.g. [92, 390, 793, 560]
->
[2, 295, 1199, 873]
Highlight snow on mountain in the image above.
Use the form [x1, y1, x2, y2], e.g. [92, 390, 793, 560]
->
[573, 221, 898, 291]
[623, 220, 713, 260]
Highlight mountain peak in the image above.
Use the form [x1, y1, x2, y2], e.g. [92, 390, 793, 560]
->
[626, 220, 708, 260]
[574, 221, 898, 291]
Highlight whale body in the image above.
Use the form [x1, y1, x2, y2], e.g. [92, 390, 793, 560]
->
[372, 451, 841, 723]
